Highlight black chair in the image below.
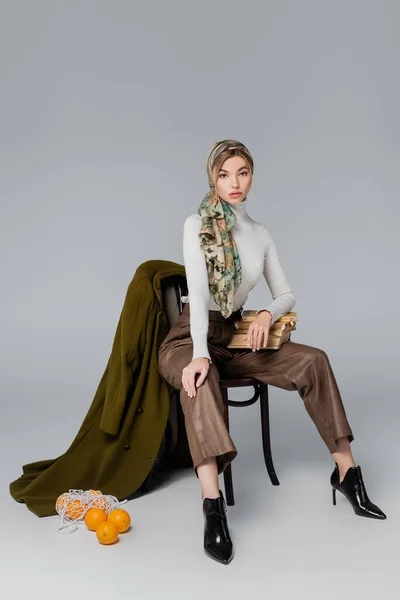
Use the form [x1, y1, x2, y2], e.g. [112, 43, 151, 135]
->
[161, 275, 280, 506]
[220, 378, 279, 506]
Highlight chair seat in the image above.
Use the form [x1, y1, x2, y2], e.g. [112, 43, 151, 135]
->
[219, 377, 262, 389]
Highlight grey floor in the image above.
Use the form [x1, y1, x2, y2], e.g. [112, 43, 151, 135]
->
[2, 380, 398, 600]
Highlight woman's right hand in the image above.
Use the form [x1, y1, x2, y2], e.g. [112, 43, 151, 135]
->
[182, 357, 210, 398]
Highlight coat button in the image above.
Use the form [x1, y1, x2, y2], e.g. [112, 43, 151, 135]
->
[123, 444, 130, 451]
[137, 407, 144, 414]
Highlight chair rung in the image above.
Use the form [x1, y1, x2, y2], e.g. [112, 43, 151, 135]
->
[219, 377, 261, 388]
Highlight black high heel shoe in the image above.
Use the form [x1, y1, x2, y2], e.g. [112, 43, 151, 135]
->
[203, 489, 234, 564]
[330, 463, 387, 519]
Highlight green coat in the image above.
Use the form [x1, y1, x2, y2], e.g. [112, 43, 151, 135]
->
[9, 260, 188, 517]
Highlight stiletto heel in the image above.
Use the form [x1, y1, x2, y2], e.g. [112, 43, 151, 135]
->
[330, 463, 387, 519]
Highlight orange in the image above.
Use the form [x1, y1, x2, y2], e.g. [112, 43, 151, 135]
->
[84, 508, 107, 531]
[88, 489, 105, 509]
[65, 499, 85, 520]
[56, 493, 70, 513]
[89, 498, 105, 509]
[107, 508, 131, 533]
[96, 521, 119, 545]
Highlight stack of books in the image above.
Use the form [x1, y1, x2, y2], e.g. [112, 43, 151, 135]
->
[227, 311, 298, 350]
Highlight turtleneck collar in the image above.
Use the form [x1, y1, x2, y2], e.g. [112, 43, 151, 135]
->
[225, 197, 248, 222]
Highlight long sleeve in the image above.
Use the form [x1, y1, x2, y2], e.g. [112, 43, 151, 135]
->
[182, 215, 212, 362]
[256, 225, 296, 323]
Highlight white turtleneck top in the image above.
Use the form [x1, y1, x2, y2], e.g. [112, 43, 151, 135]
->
[182, 199, 296, 362]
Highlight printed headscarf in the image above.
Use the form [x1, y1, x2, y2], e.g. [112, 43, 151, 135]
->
[197, 139, 254, 317]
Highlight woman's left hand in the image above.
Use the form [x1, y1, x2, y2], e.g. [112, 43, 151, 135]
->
[244, 311, 272, 352]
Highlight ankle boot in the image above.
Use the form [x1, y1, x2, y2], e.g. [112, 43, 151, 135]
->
[330, 463, 387, 519]
[203, 489, 234, 564]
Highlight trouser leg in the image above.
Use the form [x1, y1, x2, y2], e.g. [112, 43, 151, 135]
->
[179, 362, 237, 475]
[224, 340, 354, 454]
[158, 339, 237, 475]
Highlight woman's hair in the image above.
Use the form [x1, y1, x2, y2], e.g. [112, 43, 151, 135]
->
[207, 140, 254, 188]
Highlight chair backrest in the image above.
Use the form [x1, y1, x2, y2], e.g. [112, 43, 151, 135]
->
[161, 275, 188, 329]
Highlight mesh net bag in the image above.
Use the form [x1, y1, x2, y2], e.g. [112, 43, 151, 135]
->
[55, 489, 127, 534]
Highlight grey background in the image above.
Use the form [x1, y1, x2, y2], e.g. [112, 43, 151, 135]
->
[1, 1, 398, 598]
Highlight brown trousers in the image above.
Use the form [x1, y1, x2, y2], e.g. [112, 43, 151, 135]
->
[158, 303, 354, 476]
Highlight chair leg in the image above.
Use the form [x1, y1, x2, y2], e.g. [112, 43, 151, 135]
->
[221, 387, 235, 506]
[259, 383, 280, 486]
[223, 464, 235, 506]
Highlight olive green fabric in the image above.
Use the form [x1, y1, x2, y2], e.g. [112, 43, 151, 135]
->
[9, 260, 186, 517]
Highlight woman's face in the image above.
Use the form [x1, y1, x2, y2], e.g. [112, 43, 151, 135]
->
[213, 155, 252, 204]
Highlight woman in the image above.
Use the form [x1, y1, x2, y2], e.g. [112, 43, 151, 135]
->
[158, 139, 386, 565]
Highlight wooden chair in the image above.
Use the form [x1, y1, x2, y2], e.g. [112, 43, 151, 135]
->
[161, 275, 280, 506]
[220, 378, 279, 506]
